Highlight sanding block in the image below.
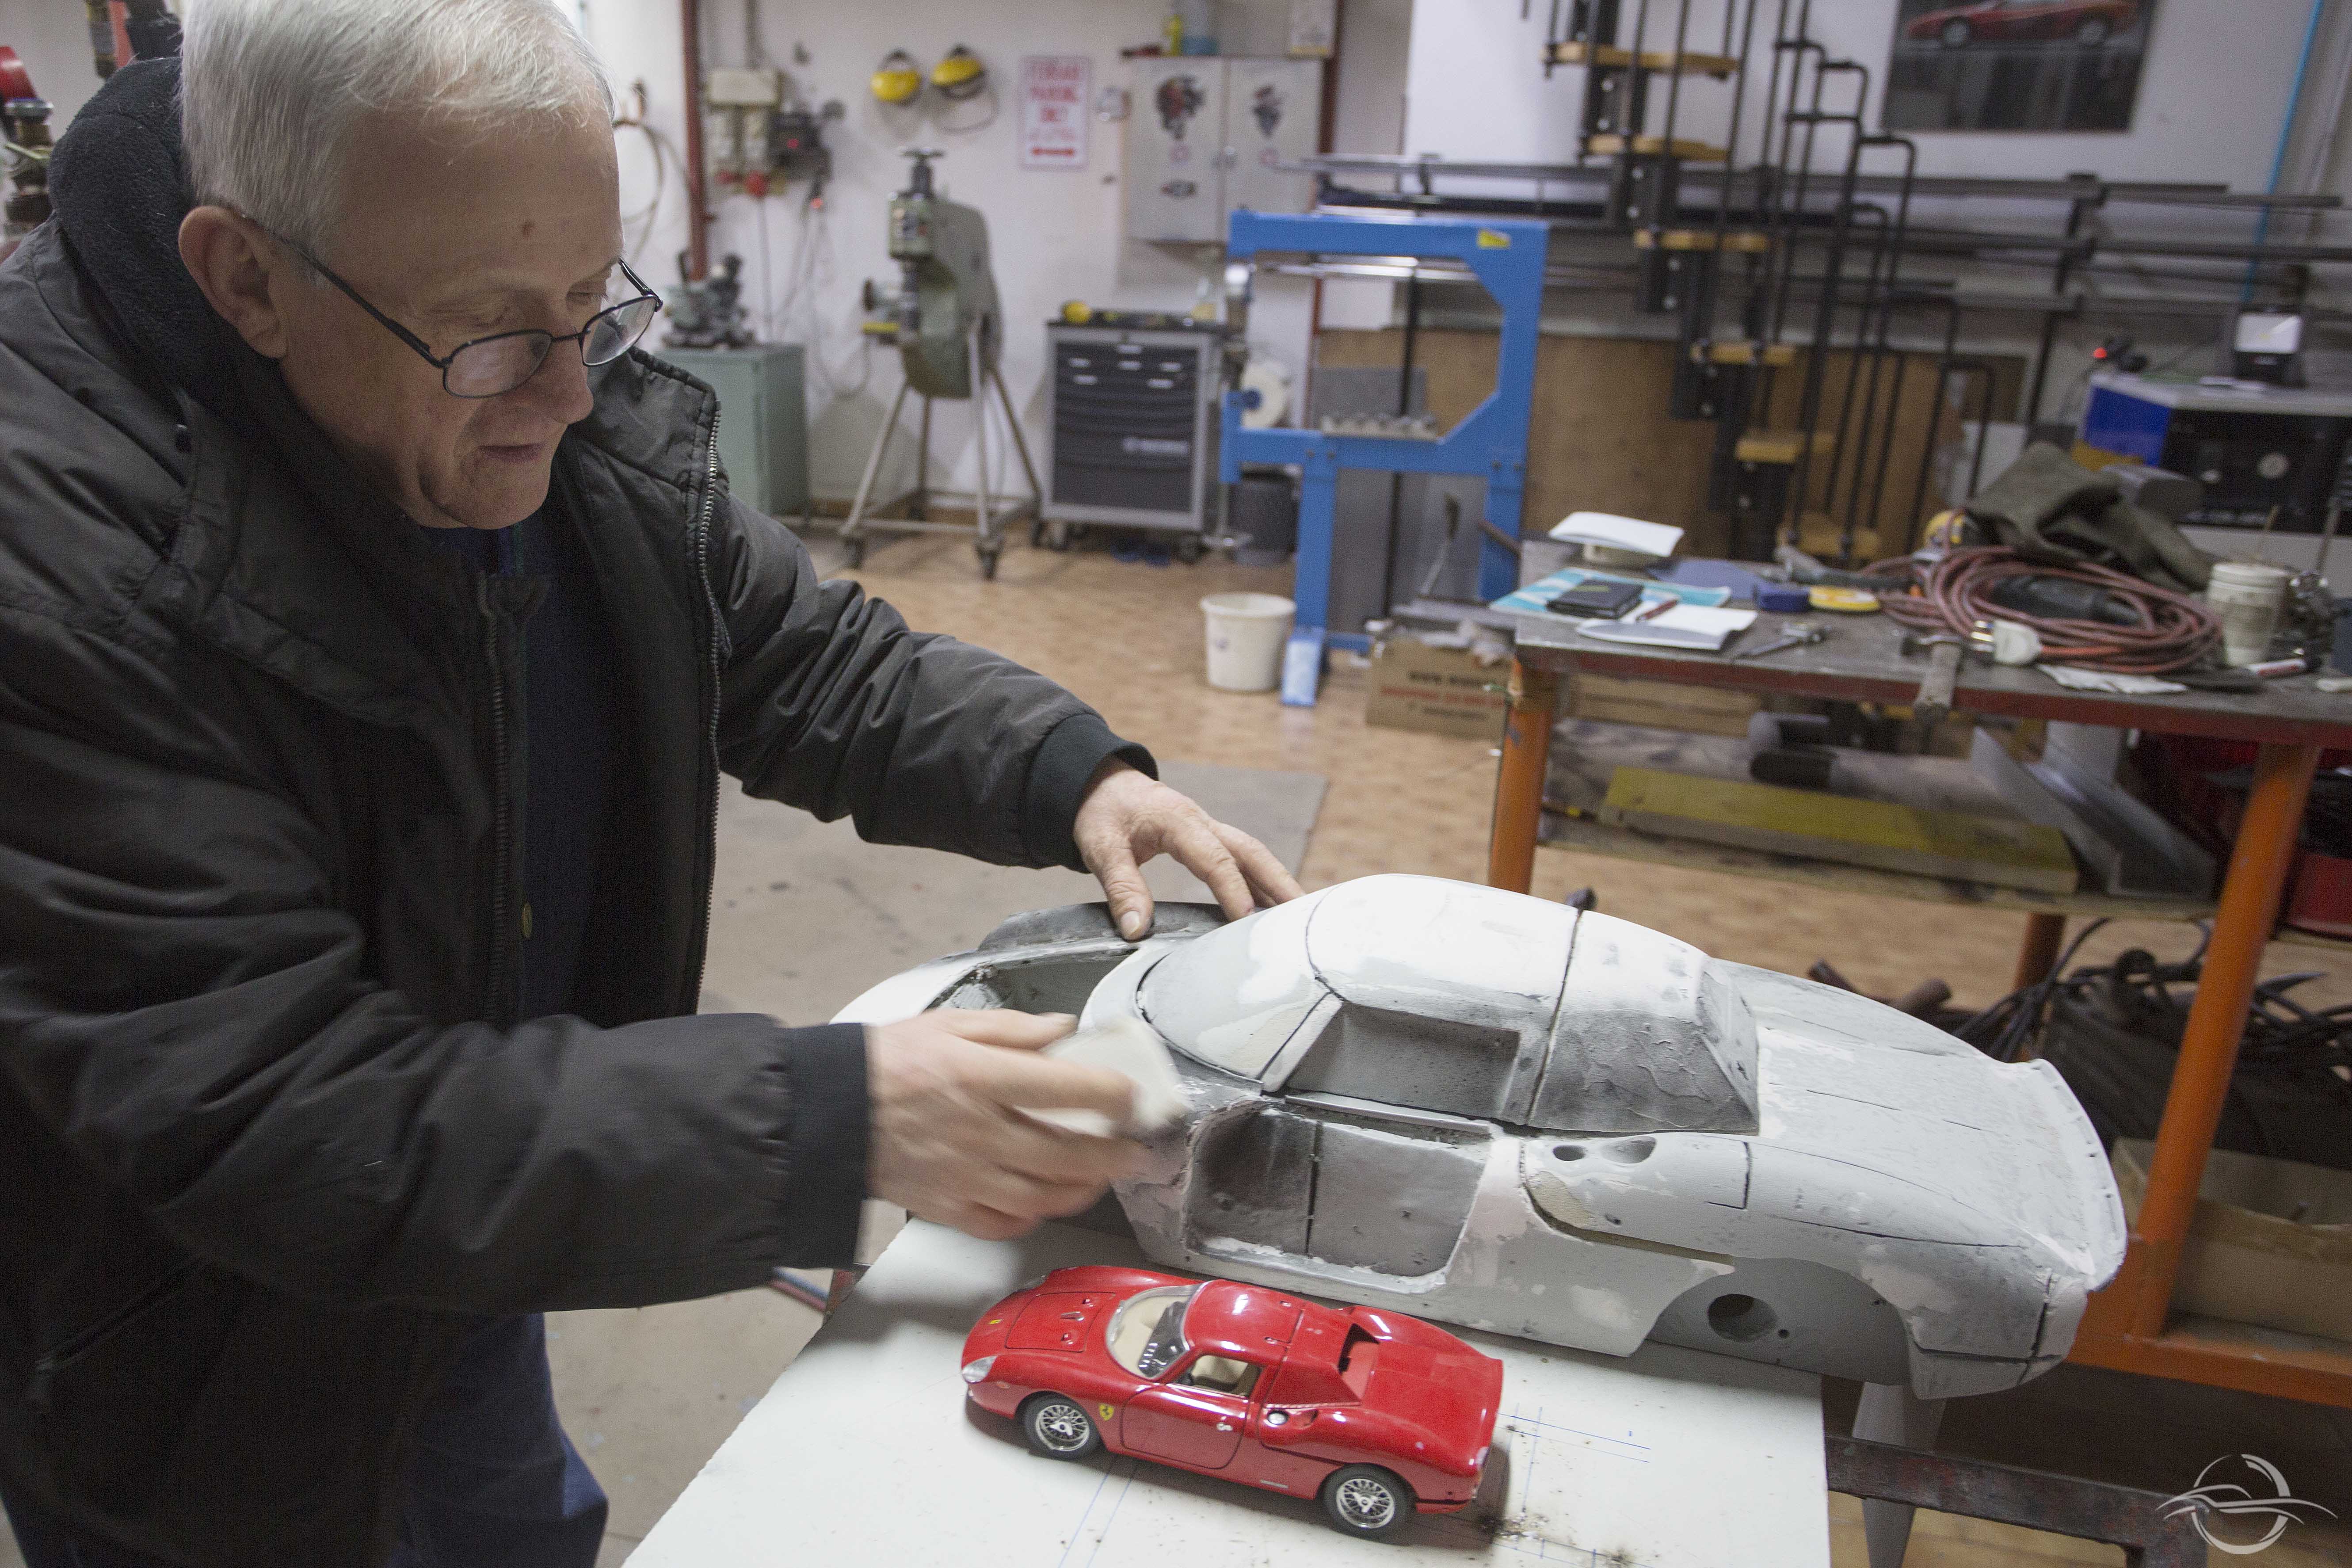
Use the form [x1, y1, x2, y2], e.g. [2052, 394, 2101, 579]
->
[1025, 1018, 1189, 1139]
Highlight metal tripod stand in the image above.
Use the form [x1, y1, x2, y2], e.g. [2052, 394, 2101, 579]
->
[839, 317, 1042, 580]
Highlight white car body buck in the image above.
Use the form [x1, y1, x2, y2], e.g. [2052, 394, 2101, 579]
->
[835, 875, 2126, 1399]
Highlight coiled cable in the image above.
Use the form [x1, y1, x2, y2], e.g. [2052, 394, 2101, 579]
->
[1865, 546, 2222, 675]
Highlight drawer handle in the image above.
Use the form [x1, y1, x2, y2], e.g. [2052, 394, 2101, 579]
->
[1071, 374, 1098, 385]
[1147, 378, 1175, 389]
[1066, 357, 1091, 368]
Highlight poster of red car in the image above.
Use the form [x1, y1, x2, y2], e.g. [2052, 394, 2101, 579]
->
[1885, 0, 2157, 132]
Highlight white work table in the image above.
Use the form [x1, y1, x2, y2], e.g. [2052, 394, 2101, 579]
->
[633, 1219, 1831, 1567]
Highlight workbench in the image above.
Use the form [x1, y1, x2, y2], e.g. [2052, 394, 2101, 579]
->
[1485, 547, 2352, 1409]
[631, 1218, 1832, 1568]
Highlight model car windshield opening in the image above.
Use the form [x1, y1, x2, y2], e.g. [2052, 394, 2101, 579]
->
[1106, 1285, 1198, 1378]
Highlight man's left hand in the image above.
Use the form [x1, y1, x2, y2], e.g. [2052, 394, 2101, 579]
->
[1073, 761, 1305, 939]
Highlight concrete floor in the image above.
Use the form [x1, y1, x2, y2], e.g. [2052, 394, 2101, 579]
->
[8, 526, 2352, 1567]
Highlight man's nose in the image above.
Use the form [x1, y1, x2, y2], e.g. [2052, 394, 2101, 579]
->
[509, 336, 596, 425]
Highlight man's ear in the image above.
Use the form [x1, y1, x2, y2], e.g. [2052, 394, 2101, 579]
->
[178, 206, 291, 359]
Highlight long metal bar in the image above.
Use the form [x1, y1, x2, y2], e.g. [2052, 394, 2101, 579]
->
[1660, 0, 1692, 152]
[1824, 1438, 2205, 1568]
[1296, 153, 2340, 208]
[679, 0, 710, 279]
[1318, 187, 2352, 267]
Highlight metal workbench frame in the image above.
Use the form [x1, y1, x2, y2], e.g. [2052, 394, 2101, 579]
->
[1486, 589, 2352, 1409]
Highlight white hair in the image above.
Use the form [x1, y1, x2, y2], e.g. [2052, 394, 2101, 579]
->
[182, 0, 614, 262]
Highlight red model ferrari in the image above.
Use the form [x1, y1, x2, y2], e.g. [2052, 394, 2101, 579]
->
[1906, 0, 2138, 47]
[961, 1266, 1503, 1541]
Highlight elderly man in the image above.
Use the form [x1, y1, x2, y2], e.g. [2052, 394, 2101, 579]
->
[0, 2, 1300, 1564]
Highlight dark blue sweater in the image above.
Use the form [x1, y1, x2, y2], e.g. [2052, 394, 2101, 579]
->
[422, 511, 618, 1020]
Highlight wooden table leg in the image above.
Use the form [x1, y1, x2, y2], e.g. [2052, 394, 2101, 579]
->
[2078, 740, 2320, 1346]
[2013, 913, 2067, 992]
[1488, 660, 1558, 895]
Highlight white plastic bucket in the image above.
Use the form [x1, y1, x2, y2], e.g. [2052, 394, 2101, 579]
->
[2207, 561, 2291, 667]
[1201, 592, 1294, 692]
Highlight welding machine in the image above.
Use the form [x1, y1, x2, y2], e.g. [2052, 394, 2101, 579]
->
[2076, 370, 2352, 569]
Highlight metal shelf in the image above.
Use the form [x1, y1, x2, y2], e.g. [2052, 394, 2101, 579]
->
[1537, 807, 2215, 923]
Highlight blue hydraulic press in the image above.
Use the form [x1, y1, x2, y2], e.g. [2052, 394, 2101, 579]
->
[1217, 210, 1549, 705]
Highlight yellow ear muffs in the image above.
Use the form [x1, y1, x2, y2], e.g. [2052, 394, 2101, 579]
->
[930, 45, 987, 102]
[871, 49, 923, 106]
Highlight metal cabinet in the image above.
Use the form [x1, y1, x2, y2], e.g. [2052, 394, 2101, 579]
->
[656, 344, 810, 518]
[1125, 57, 1322, 243]
[1044, 323, 1220, 534]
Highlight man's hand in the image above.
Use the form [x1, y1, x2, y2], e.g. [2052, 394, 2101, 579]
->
[867, 1010, 1145, 1241]
[1074, 761, 1306, 939]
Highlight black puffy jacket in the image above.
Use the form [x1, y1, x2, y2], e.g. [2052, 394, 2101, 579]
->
[0, 61, 1143, 1566]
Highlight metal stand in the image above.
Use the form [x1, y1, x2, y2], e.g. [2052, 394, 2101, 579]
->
[840, 318, 1041, 580]
[1853, 1382, 1946, 1568]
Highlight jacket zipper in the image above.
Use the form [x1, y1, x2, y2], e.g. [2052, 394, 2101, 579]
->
[27, 1262, 198, 1411]
[479, 575, 518, 1026]
[687, 407, 725, 1011]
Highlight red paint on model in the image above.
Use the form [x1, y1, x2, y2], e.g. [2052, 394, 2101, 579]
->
[1904, 0, 2138, 45]
[962, 1266, 1503, 1518]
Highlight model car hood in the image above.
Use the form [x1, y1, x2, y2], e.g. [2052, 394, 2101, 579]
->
[1006, 1290, 1111, 1353]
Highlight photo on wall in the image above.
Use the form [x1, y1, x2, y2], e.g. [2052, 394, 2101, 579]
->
[1883, 0, 2157, 132]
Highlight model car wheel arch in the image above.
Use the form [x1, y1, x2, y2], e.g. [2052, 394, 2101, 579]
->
[850, 876, 2126, 1401]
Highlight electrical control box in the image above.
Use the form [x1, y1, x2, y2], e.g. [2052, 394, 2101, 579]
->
[703, 71, 838, 196]
[1125, 57, 1321, 244]
[2078, 372, 2352, 537]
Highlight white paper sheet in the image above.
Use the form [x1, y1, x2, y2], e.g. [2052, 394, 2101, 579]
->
[633, 1220, 1830, 1568]
[1576, 603, 1759, 651]
[1549, 511, 1687, 561]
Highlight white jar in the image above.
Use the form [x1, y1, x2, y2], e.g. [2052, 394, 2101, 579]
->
[2206, 561, 2292, 667]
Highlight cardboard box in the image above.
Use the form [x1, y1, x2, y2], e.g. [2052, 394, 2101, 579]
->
[2112, 1139, 2352, 1344]
[1565, 671, 1764, 738]
[1365, 638, 1508, 739]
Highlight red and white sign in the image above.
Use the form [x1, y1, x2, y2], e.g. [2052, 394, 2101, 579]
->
[1019, 55, 1090, 170]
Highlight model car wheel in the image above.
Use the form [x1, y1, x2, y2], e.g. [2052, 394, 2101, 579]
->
[2074, 17, 2110, 42]
[1320, 1465, 1414, 1540]
[1021, 1395, 1102, 1459]
[1938, 19, 1971, 45]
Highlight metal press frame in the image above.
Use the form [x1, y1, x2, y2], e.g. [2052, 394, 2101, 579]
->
[1217, 211, 1550, 706]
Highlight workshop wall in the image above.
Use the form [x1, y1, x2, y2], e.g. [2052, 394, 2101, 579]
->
[7, 3, 106, 133]
[1315, 328, 2024, 552]
[1389, 0, 2342, 411]
[1404, 0, 2319, 195]
[582, 0, 1331, 507]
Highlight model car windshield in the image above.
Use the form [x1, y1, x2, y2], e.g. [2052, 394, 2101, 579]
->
[1105, 1285, 1197, 1378]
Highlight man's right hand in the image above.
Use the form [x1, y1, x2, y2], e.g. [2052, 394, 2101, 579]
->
[866, 1009, 1146, 1241]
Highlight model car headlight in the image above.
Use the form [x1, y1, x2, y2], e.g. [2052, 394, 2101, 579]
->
[960, 1357, 996, 1385]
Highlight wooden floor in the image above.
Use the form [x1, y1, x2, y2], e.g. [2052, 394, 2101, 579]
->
[832, 528, 2352, 1568]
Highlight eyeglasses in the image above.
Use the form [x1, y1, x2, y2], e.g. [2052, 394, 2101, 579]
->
[274, 235, 662, 398]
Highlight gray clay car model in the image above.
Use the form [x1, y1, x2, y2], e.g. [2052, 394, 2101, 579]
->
[835, 875, 2126, 1399]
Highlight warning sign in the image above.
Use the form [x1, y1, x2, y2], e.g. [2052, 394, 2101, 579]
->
[1019, 55, 1090, 171]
